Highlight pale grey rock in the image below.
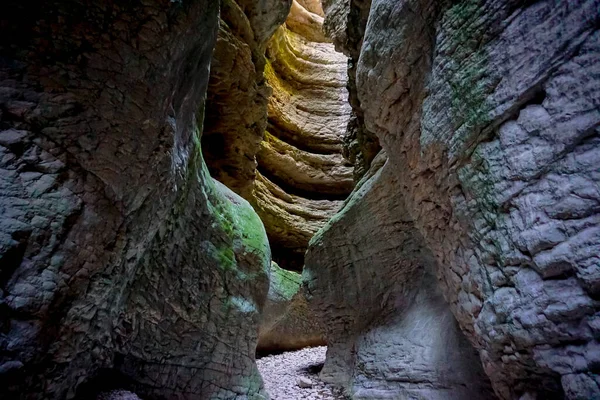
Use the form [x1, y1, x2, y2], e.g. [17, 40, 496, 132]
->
[307, 0, 600, 399]
[297, 376, 314, 388]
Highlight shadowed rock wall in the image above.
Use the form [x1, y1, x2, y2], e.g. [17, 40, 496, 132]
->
[254, 2, 354, 270]
[257, 262, 325, 353]
[0, 1, 272, 398]
[306, 0, 600, 399]
[321, 0, 381, 179]
[203, 0, 292, 198]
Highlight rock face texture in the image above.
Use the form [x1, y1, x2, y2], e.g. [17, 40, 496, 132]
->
[321, 0, 381, 179]
[0, 1, 271, 399]
[203, 0, 354, 271]
[305, 0, 600, 399]
[258, 262, 325, 353]
[203, 0, 291, 197]
[254, 3, 354, 270]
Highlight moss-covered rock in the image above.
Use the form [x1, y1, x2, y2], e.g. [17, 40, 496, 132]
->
[257, 262, 326, 353]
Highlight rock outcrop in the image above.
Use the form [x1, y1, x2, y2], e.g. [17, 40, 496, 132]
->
[203, 0, 353, 271]
[0, 1, 271, 398]
[258, 262, 325, 354]
[305, 0, 600, 399]
[254, 3, 354, 270]
[321, 0, 381, 179]
[202, 0, 291, 197]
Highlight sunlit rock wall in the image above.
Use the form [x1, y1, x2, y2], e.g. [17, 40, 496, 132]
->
[255, 2, 354, 270]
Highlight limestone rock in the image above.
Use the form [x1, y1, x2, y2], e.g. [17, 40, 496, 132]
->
[203, 0, 292, 198]
[297, 376, 314, 388]
[0, 1, 270, 398]
[305, 164, 495, 399]
[254, 4, 354, 269]
[258, 262, 325, 353]
[306, 0, 600, 399]
[203, 0, 354, 270]
[322, 0, 381, 179]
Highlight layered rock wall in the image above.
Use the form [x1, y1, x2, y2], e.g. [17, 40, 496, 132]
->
[203, 0, 291, 197]
[203, 0, 354, 271]
[306, 0, 600, 399]
[254, 3, 354, 269]
[0, 1, 271, 398]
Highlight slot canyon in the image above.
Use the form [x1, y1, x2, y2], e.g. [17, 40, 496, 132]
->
[0, 0, 599, 399]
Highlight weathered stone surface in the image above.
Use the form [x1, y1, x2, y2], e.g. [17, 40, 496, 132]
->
[258, 262, 325, 353]
[0, 1, 271, 399]
[305, 164, 495, 399]
[286, 0, 330, 43]
[203, 0, 353, 270]
[254, 3, 354, 269]
[322, 0, 381, 180]
[306, 0, 600, 399]
[203, 0, 292, 197]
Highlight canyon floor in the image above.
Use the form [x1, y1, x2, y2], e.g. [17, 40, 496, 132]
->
[257, 346, 346, 400]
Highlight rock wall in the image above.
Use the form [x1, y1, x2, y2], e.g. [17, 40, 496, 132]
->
[254, 2, 354, 270]
[203, 0, 291, 197]
[321, 0, 381, 179]
[0, 1, 271, 398]
[257, 262, 325, 353]
[202, 0, 354, 271]
[306, 0, 600, 399]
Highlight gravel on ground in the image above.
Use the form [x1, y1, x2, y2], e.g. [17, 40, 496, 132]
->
[257, 346, 346, 400]
[97, 347, 343, 399]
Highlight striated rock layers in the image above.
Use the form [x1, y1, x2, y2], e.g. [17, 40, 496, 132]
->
[203, 0, 291, 197]
[305, 0, 600, 399]
[256, 2, 354, 270]
[0, 1, 272, 399]
[203, 0, 354, 271]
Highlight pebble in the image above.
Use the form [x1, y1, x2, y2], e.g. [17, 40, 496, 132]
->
[96, 390, 141, 400]
[257, 346, 346, 399]
[297, 377, 314, 388]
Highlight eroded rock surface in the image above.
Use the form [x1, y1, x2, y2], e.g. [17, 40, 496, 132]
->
[258, 262, 325, 353]
[203, 0, 354, 271]
[203, 0, 291, 197]
[321, 0, 381, 179]
[306, 0, 600, 399]
[0, 1, 270, 398]
[255, 3, 354, 269]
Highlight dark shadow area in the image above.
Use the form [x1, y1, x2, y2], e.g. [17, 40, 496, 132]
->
[74, 364, 136, 400]
[299, 361, 324, 376]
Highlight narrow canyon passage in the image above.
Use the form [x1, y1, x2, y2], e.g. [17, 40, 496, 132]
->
[202, 0, 354, 272]
[1, 0, 599, 400]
